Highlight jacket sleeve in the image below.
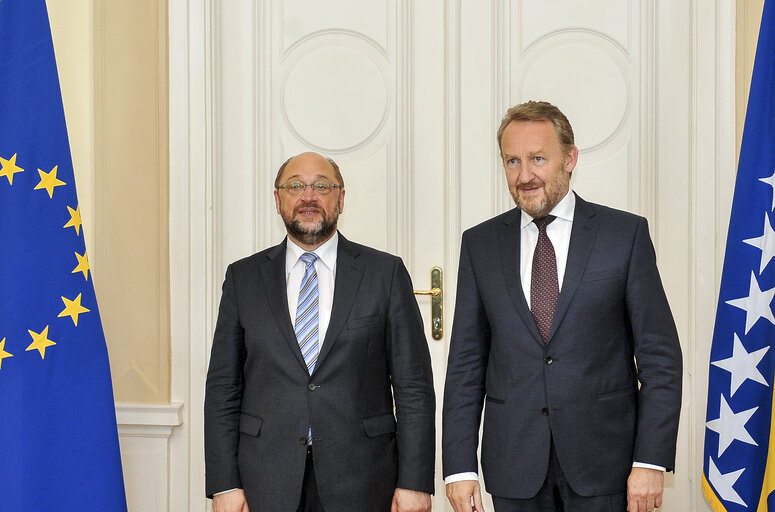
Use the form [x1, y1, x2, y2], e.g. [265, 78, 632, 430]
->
[386, 257, 437, 494]
[626, 218, 683, 470]
[204, 265, 246, 497]
[442, 232, 491, 477]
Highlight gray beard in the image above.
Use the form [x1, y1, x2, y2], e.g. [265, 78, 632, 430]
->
[286, 217, 336, 246]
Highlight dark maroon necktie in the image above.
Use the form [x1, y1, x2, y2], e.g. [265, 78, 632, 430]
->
[531, 215, 558, 342]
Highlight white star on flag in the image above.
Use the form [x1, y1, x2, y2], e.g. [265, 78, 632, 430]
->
[759, 168, 775, 211]
[707, 457, 746, 507]
[711, 333, 770, 396]
[743, 213, 775, 273]
[706, 395, 759, 457]
[725, 271, 775, 334]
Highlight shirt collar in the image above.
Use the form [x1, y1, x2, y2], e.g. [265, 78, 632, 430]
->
[520, 189, 576, 230]
[285, 231, 339, 274]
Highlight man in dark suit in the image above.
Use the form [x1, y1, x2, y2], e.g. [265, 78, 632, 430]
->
[205, 152, 435, 512]
[442, 101, 682, 512]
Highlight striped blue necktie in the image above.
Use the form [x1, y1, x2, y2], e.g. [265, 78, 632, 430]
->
[295, 252, 320, 374]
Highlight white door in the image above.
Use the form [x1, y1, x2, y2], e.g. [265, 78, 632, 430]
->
[170, 1, 733, 510]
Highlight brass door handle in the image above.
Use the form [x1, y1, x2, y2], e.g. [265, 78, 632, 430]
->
[413, 266, 443, 340]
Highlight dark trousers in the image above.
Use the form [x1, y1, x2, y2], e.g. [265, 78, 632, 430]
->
[492, 441, 627, 512]
[297, 446, 325, 512]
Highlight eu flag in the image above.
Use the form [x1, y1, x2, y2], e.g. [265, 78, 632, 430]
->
[0, 0, 127, 509]
[703, 1, 775, 510]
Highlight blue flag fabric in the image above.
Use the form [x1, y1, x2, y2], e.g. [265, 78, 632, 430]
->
[703, 1, 775, 510]
[0, 0, 127, 509]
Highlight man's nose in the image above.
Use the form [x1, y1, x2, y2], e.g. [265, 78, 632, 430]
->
[516, 167, 535, 184]
[300, 184, 317, 199]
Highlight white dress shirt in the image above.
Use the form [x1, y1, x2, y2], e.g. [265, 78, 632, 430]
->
[285, 233, 338, 348]
[445, 191, 663, 485]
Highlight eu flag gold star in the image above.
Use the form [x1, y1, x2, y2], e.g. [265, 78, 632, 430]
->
[0, 153, 24, 185]
[58, 293, 90, 326]
[72, 250, 90, 280]
[26, 326, 56, 359]
[0, 338, 12, 370]
[34, 165, 66, 198]
[63, 204, 82, 235]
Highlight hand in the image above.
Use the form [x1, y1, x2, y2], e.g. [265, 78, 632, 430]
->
[212, 489, 250, 512]
[391, 488, 431, 512]
[446, 480, 485, 512]
[627, 467, 664, 512]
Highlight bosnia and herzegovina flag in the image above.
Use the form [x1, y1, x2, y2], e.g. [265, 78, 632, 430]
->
[0, 0, 127, 509]
[703, 1, 775, 510]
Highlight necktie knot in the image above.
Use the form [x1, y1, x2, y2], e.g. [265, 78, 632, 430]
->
[299, 252, 318, 268]
[533, 215, 556, 233]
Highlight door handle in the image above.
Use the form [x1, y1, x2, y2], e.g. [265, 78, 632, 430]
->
[413, 266, 443, 340]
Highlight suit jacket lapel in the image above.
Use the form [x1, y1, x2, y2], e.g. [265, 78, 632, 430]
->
[548, 194, 599, 343]
[316, 233, 364, 368]
[259, 239, 309, 370]
[498, 209, 545, 344]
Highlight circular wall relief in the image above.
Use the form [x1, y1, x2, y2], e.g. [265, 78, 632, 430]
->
[520, 42, 628, 152]
[283, 45, 388, 152]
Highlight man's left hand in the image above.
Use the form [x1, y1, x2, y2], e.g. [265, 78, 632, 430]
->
[627, 467, 664, 512]
[391, 488, 431, 512]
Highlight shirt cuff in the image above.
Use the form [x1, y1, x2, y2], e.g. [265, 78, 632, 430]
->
[213, 488, 240, 496]
[445, 472, 479, 484]
[632, 462, 666, 471]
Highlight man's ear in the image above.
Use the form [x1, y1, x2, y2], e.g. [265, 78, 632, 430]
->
[564, 145, 579, 174]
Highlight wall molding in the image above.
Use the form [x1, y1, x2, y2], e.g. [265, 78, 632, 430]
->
[493, 0, 511, 215]
[116, 402, 183, 437]
[168, 0, 212, 510]
[443, 0, 461, 304]
[688, 1, 737, 510]
[397, 0, 414, 265]
[256, 0, 274, 251]
[638, 1, 656, 223]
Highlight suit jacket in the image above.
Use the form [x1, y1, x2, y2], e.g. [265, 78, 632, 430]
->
[205, 234, 435, 511]
[442, 194, 682, 499]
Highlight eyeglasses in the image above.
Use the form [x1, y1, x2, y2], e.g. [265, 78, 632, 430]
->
[276, 180, 343, 196]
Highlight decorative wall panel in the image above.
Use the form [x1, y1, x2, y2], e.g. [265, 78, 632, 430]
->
[255, 0, 408, 255]
[505, 1, 642, 213]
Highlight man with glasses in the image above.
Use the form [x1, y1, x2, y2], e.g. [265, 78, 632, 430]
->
[205, 152, 435, 512]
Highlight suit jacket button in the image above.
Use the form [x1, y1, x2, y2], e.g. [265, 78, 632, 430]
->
[308, 383, 317, 390]
[300, 437, 308, 445]
[542, 407, 549, 416]
[545, 357, 553, 365]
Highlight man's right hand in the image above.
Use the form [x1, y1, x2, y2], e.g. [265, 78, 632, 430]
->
[446, 480, 485, 512]
[212, 489, 249, 512]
